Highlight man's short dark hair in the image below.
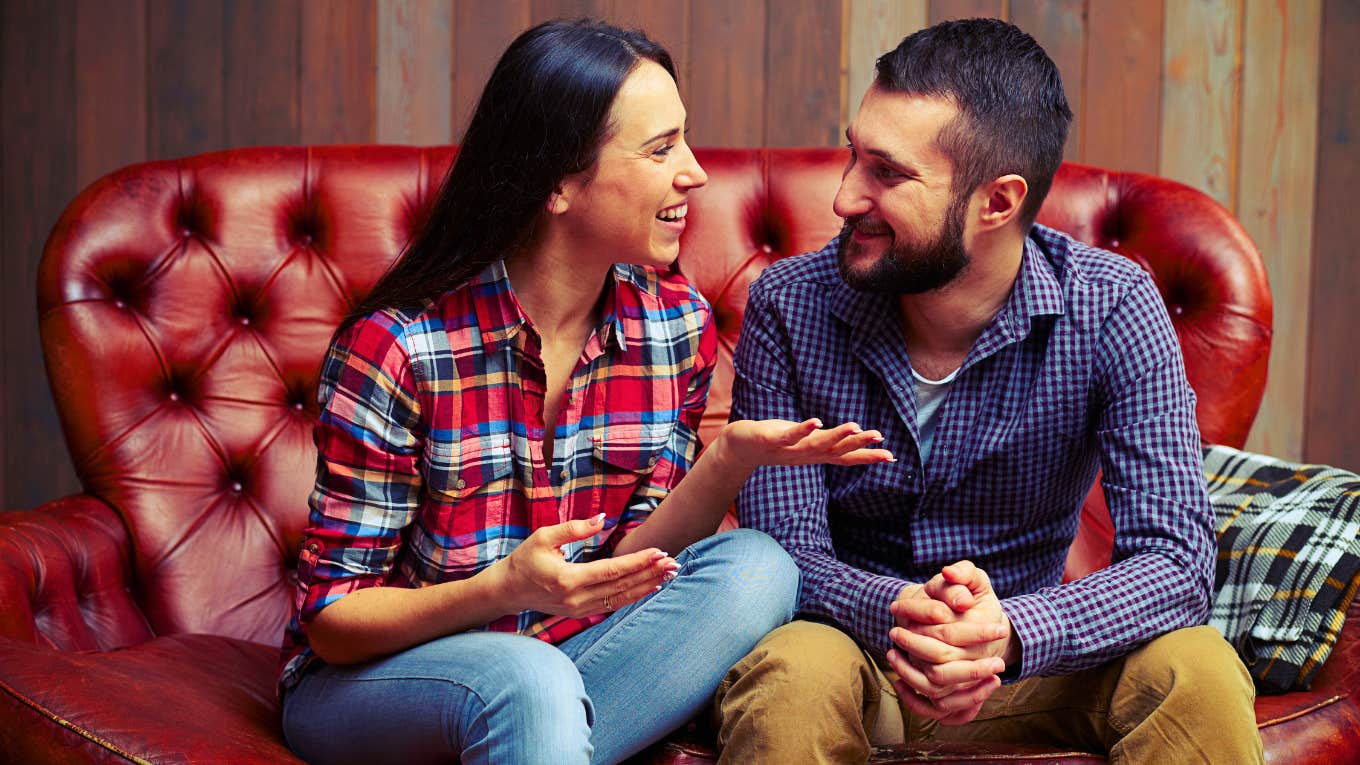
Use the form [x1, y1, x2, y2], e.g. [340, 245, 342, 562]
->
[875, 18, 1073, 229]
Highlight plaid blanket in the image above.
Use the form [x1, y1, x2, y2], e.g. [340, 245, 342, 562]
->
[1204, 444, 1360, 693]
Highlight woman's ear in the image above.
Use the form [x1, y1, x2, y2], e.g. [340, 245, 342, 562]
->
[547, 188, 569, 215]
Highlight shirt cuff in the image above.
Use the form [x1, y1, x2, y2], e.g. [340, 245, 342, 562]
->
[849, 572, 910, 658]
[1000, 592, 1066, 679]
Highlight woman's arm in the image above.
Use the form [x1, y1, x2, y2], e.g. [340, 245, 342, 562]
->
[614, 419, 892, 556]
[301, 316, 676, 666]
[311, 514, 677, 664]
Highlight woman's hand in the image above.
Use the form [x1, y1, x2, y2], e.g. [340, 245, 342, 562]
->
[490, 513, 679, 618]
[715, 418, 895, 473]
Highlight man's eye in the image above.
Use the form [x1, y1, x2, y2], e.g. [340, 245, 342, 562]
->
[876, 165, 902, 180]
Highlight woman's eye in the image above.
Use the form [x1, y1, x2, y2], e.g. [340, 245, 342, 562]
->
[653, 144, 675, 157]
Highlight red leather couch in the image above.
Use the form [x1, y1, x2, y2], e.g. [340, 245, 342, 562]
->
[2, 146, 1357, 764]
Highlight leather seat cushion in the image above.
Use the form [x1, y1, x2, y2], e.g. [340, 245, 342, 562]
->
[0, 634, 300, 764]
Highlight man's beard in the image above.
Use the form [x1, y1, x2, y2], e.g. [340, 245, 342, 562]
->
[836, 195, 970, 294]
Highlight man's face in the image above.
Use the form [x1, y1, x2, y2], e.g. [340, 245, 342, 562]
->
[833, 87, 972, 294]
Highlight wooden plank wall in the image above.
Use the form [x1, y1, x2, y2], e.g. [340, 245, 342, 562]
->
[0, 0, 1352, 508]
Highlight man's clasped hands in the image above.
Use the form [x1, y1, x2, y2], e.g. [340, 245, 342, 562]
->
[888, 560, 1021, 724]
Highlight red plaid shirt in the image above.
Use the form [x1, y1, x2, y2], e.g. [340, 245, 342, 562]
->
[280, 260, 715, 691]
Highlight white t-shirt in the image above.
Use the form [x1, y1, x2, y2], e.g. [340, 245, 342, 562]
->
[912, 366, 959, 465]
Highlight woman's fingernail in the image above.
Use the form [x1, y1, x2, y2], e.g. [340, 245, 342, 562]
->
[811, 419, 824, 428]
[663, 571, 677, 581]
[590, 513, 606, 524]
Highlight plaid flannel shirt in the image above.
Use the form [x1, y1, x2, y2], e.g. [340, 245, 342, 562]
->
[733, 226, 1215, 680]
[279, 260, 715, 691]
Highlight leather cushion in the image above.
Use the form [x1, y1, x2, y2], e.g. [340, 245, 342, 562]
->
[0, 634, 299, 764]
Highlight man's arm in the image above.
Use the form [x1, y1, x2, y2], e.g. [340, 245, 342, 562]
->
[732, 280, 912, 653]
[998, 273, 1215, 678]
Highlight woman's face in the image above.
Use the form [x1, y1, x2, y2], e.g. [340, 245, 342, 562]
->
[557, 60, 708, 269]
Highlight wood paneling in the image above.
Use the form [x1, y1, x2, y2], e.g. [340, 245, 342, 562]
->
[225, 0, 300, 147]
[451, 0, 530, 140]
[1160, 0, 1242, 211]
[1083, 1, 1162, 173]
[76, 0, 147, 190]
[2, 0, 82, 509]
[378, 0, 452, 145]
[1240, 0, 1321, 460]
[846, 0, 927, 127]
[929, 0, 1005, 24]
[1, 1, 1355, 508]
[1010, 0, 1086, 162]
[531, 0, 609, 22]
[688, 0, 765, 146]
[608, 0, 690, 101]
[148, 0, 225, 159]
[1306, 0, 1360, 469]
[765, 0, 841, 146]
[301, 0, 376, 144]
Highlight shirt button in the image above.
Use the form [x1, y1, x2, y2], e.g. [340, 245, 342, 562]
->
[647, 455, 658, 467]
[559, 469, 569, 480]
[454, 478, 466, 490]
[305, 542, 319, 554]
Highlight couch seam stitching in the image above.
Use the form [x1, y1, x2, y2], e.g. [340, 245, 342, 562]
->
[0, 675, 152, 764]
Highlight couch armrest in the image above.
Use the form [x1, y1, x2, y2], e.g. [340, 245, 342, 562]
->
[0, 494, 153, 651]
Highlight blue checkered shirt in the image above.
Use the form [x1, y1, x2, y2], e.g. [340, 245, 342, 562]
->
[732, 225, 1215, 679]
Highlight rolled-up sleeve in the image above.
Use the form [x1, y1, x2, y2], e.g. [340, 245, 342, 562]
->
[294, 313, 425, 629]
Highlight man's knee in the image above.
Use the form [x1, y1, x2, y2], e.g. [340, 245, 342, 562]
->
[714, 621, 881, 763]
[1121, 625, 1254, 703]
[1111, 626, 1262, 763]
[717, 620, 879, 721]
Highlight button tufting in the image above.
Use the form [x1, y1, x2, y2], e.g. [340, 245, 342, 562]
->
[168, 392, 180, 402]
[293, 402, 305, 411]
[230, 481, 243, 493]
[238, 316, 251, 326]
[113, 299, 127, 309]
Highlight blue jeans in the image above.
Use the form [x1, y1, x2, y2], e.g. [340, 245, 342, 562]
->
[282, 529, 798, 765]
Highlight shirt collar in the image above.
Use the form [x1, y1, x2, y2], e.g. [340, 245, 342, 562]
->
[469, 259, 631, 354]
[994, 227, 1067, 341]
[827, 228, 1067, 354]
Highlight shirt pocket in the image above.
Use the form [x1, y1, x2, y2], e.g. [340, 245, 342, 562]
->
[425, 436, 515, 502]
[591, 420, 676, 475]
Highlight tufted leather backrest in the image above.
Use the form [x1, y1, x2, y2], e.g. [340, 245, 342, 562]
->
[39, 147, 1271, 645]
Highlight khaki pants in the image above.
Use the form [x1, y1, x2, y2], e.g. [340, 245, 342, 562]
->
[713, 621, 1263, 765]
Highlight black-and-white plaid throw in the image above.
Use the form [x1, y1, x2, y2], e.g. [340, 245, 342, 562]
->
[1204, 444, 1360, 693]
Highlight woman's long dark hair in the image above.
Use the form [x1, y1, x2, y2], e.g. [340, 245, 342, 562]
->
[339, 19, 676, 335]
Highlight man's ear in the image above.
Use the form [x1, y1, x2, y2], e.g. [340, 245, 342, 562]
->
[978, 174, 1028, 231]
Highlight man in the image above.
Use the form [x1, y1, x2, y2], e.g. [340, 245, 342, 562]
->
[714, 18, 1262, 764]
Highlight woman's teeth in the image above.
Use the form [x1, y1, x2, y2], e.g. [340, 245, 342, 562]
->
[656, 204, 687, 221]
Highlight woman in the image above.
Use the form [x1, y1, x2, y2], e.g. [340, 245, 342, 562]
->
[280, 19, 891, 765]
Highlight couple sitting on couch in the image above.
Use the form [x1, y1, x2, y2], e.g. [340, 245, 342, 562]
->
[278, 17, 1264, 765]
